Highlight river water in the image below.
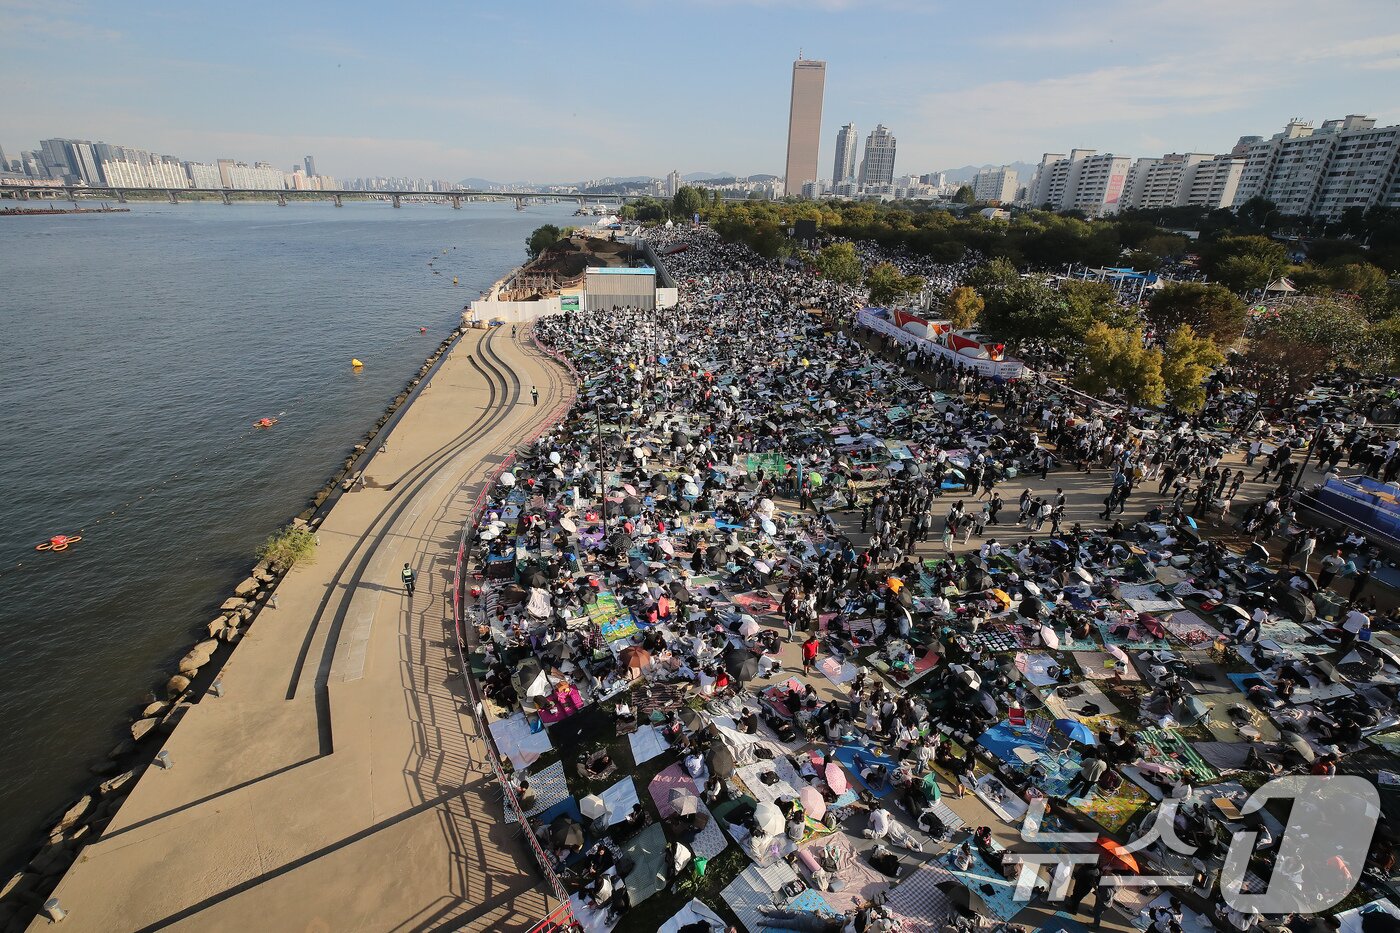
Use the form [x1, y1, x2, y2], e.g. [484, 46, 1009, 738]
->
[0, 199, 579, 866]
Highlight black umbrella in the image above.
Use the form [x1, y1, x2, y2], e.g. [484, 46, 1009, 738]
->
[897, 587, 913, 609]
[671, 430, 689, 447]
[621, 496, 643, 517]
[1273, 588, 1316, 623]
[1279, 729, 1316, 764]
[1021, 596, 1045, 619]
[1246, 542, 1270, 563]
[521, 568, 548, 589]
[609, 532, 632, 553]
[1218, 603, 1251, 623]
[724, 647, 760, 684]
[679, 708, 706, 731]
[707, 744, 736, 777]
[668, 581, 693, 604]
[549, 816, 584, 848]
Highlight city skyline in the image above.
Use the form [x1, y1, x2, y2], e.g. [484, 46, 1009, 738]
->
[2, 0, 1396, 183]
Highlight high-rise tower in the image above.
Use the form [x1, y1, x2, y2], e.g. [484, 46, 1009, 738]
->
[783, 56, 826, 197]
[833, 123, 858, 186]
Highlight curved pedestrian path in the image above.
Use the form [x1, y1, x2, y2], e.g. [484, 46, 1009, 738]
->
[36, 327, 571, 932]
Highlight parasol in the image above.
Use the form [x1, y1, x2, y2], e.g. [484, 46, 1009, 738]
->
[619, 646, 652, 673]
[678, 708, 706, 732]
[549, 816, 584, 849]
[1054, 718, 1096, 745]
[707, 744, 736, 777]
[500, 471, 516, 488]
[753, 802, 784, 836]
[670, 788, 700, 816]
[799, 785, 827, 821]
[1096, 837, 1139, 873]
[580, 794, 607, 820]
[825, 762, 848, 794]
[725, 647, 760, 684]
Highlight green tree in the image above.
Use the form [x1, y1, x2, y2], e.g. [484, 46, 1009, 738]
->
[1145, 283, 1249, 345]
[1160, 325, 1224, 412]
[1202, 234, 1289, 291]
[953, 185, 976, 205]
[946, 285, 984, 330]
[1075, 323, 1166, 407]
[815, 241, 862, 285]
[1139, 233, 1189, 259]
[672, 186, 704, 219]
[865, 262, 924, 306]
[1059, 280, 1137, 336]
[1244, 297, 1375, 395]
[525, 224, 561, 260]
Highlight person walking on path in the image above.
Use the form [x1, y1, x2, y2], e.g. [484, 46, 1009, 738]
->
[802, 634, 820, 675]
[401, 562, 416, 597]
[530, 385, 539, 406]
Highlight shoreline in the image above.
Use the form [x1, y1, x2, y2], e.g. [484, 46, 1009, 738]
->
[0, 265, 519, 924]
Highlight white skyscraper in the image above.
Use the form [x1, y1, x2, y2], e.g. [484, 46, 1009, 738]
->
[833, 123, 858, 186]
[971, 166, 1018, 203]
[1232, 115, 1400, 218]
[858, 124, 897, 188]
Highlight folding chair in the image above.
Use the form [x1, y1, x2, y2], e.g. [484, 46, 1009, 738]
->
[1007, 707, 1027, 731]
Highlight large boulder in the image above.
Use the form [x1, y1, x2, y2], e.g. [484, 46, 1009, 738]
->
[29, 844, 73, 877]
[176, 640, 219, 675]
[141, 700, 169, 719]
[130, 718, 158, 742]
[99, 770, 135, 797]
[165, 674, 191, 697]
[107, 739, 135, 760]
[219, 598, 246, 612]
[207, 617, 228, 639]
[54, 796, 91, 833]
[234, 577, 259, 597]
[0, 871, 37, 901]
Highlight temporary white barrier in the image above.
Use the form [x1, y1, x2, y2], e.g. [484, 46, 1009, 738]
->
[856, 308, 1026, 379]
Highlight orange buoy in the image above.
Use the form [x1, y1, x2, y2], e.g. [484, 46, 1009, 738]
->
[419, 326, 427, 334]
[36, 533, 82, 552]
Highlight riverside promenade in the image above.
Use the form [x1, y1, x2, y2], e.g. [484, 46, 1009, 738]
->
[37, 327, 571, 932]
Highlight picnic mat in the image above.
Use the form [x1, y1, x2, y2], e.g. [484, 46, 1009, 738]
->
[1203, 692, 1281, 743]
[628, 724, 670, 766]
[974, 773, 1028, 825]
[970, 629, 1021, 653]
[598, 776, 641, 828]
[735, 752, 804, 806]
[631, 681, 690, 718]
[1095, 619, 1172, 653]
[818, 656, 859, 685]
[797, 833, 890, 913]
[785, 889, 840, 917]
[504, 760, 568, 823]
[681, 799, 729, 860]
[659, 899, 728, 933]
[1073, 650, 1141, 682]
[1015, 652, 1062, 687]
[1164, 610, 1223, 648]
[621, 823, 669, 905]
[721, 861, 801, 933]
[567, 891, 620, 933]
[649, 763, 701, 816]
[1334, 898, 1400, 933]
[1129, 892, 1217, 933]
[831, 744, 899, 798]
[487, 711, 554, 769]
[1045, 682, 1120, 720]
[1069, 775, 1151, 833]
[881, 861, 957, 933]
[1139, 728, 1220, 782]
[940, 845, 1023, 922]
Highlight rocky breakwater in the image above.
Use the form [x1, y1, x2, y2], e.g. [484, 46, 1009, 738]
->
[0, 324, 473, 931]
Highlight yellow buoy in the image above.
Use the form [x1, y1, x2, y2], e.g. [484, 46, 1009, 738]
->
[452, 277, 459, 285]
[351, 358, 364, 368]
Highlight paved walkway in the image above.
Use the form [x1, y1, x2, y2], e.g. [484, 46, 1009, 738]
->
[38, 328, 569, 932]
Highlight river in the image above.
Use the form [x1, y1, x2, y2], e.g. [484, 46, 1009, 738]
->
[0, 198, 580, 866]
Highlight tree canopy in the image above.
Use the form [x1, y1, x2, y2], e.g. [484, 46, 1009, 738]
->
[865, 262, 924, 306]
[1145, 283, 1249, 345]
[1160, 326, 1224, 412]
[945, 286, 984, 331]
[815, 242, 861, 285]
[525, 224, 561, 260]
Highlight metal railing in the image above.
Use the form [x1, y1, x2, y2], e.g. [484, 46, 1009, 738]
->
[450, 324, 580, 932]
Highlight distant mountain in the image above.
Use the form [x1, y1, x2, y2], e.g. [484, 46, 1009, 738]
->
[938, 161, 1038, 185]
[682, 172, 733, 182]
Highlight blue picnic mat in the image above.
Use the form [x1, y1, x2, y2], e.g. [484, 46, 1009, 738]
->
[504, 759, 569, 823]
[940, 847, 1024, 921]
[786, 889, 839, 916]
[831, 745, 899, 798]
[1228, 672, 1272, 693]
[535, 796, 583, 828]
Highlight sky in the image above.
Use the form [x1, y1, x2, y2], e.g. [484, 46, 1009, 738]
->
[2, 0, 1398, 184]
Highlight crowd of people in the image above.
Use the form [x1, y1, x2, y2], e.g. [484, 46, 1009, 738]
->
[464, 226, 1400, 933]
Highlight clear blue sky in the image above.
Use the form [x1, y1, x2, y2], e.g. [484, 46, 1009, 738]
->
[3, 0, 1397, 183]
